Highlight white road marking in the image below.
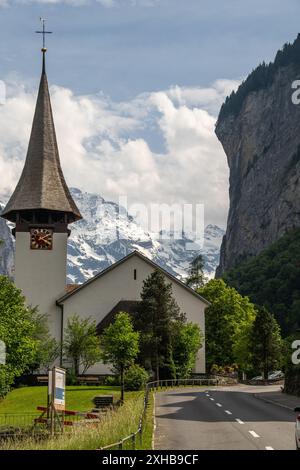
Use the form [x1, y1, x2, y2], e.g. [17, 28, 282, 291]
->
[216, 403, 222, 407]
[235, 419, 244, 424]
[225, 410, 232, 415]
[209, 398, 214, 401]
[249, 430, 260, 438]
[265, 446, 274, 450]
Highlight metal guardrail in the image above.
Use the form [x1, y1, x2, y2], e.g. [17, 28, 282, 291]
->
[98, 377, 218, 450]
[0, 413, 44, 441]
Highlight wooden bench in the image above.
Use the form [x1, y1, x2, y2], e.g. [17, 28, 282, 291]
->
[92, 395, 114, 410]
[76, 376, 100, 385]
[36, 376, 48, 384]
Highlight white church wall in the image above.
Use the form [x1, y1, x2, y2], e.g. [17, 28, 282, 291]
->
[60, 253, 206, 374]
[15, 231, 67, 342]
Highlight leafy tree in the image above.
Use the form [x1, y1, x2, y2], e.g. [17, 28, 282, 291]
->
[28, 310, 60, 373]
[0, 276, 38, 396]
[198, 279, 256, 372]
[232, 321, 254, 375]
[185, 255, 207, 290]
[172, 322, 203, 378]
[100, 312, 140, 402]
[134, 269, 185, 381]
[251, 306, 283, 380]
[63, 314, 101, 376]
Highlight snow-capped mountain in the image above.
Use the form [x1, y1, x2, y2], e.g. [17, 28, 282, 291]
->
[0, 188, 224, 283]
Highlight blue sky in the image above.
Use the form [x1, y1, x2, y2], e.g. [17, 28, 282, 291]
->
[1, 0, 300, 99]
[0, 0, 299, 230]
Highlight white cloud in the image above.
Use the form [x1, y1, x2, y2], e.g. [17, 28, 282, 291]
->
[0, 76, 239, 228]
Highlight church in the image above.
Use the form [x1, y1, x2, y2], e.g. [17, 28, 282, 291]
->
[1, 46, 209, 375]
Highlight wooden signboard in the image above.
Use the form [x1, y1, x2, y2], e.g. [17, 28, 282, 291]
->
[52, 366, 66, 411]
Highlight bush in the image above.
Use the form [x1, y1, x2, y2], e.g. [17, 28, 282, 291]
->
[210, 364, 221, 374]
[0, 368, 12, 398]
[124, 365, 149, 391]
[104, 375, 120, 386]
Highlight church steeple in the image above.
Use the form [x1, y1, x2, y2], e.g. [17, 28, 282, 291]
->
[2, 44, 81, 225]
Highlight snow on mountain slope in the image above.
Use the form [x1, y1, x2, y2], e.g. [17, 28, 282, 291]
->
[0, 188, 224, 283]
[67, 188, 224, 283]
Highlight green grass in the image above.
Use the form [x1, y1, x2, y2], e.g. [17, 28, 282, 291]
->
[139, 391, 154, 450]
[0, 385, 121, 414]
[0, 384, 208, 450]
[0, 384, 155, 450]
[1, 391, 147, 450]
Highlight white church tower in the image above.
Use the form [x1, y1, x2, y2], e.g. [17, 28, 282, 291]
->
[1, 43, 82, 342]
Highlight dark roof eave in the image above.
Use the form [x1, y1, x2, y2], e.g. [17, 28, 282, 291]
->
[1, 207, 82, 222]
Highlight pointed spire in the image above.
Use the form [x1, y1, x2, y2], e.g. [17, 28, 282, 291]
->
[42, 48, 46, 75]
[2, 49, 82, 223]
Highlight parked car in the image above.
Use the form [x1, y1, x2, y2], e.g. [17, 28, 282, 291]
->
[295, 407, 300, 450]
[249, 375, 263, 383]
[250, 371, 284, 383]
[268, 370, 285, 380]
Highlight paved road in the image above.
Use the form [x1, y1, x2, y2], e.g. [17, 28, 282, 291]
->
[154, 385, 297, 450]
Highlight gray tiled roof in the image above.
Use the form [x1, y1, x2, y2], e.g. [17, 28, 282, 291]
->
[2, 58, 81, 222]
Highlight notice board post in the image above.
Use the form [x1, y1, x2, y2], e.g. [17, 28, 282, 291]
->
[49, 366, 66, 436]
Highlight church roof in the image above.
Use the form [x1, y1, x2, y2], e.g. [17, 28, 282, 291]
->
[96, 300, 141, 335]
[56, 250, 211, 306]
[1, 53, 82, 223]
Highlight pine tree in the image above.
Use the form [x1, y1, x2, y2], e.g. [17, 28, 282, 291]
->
[185, 254, 207, 289]
[134, 269, 185, 381]
[251, 306, 283, 380]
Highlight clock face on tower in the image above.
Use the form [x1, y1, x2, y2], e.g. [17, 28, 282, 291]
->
[30, 228, 53, 250]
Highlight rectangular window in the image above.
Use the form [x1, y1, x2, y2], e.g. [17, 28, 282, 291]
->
[134, 269, 137, 280]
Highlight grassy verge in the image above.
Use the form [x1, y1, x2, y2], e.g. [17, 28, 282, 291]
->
[1, 383, 205, 450]
[1, 390, 146, 450]
[139, 391, 154, 450]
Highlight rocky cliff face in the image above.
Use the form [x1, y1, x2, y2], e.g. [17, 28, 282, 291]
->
[216, 59, 300, 275]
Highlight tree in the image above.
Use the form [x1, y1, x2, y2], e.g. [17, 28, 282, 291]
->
[198, 279, 256, 371]
[185, 255, 207, 290]
[100, 312, 140, 402]
[28, 310, 60, 373]
[38, 338, 60, 373]
[251, 306, 283, 380]
[223, 229, 300, 335]
[0, 276, 39, 396]
[172, 322, 203, 378]
[134, 269, 185, 381]
[63, 314, 101, 376]
[232, 321, 254, 375]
